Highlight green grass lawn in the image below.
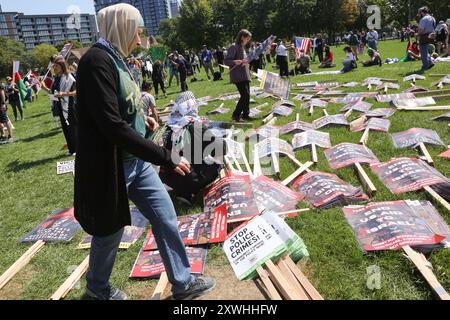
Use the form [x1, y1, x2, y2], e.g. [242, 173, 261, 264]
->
[0, 39, 449, 300]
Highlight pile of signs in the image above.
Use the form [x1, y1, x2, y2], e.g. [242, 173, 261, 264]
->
[129, 206, 228, 279]
[343, 200, 450, 299]
[223, 211, 322, 300]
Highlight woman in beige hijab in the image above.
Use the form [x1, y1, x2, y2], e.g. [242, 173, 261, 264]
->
[74, 3, 215, 300]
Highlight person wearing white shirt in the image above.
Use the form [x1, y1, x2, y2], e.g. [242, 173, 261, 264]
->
[276, 41, 289, 77]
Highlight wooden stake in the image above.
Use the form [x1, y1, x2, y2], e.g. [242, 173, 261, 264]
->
[403, 246, 450, 300]
[354, 162, 377, 196]
[266, 117, 277, 126]
[296, 113, 300, 122]
[263, 113, 274, 124]
[50, 255, 89, 300]
[264, 260, 304, 300]
[271, 152, 280, 177]
[311, 143, 318, 163]
[360, 127, 370, 145]
[417, 142, 434, 166]
[256, 267, 282, 300]
[282, 161, 314, 186]
[150, 272, 169, 300]
[286, 154, 312, 173]
[424, 186, 450, 212]
[0, 240, 45, 290]
[253, 147, 263, 177]
[344, 109, 353, 118]
[309, 104, 314, 116]
[239, 145, 253, 175]
[283, 256, 324, 300]
[323, 109, 329, 116]
[275, 259, 309, 299]
[397, 105, 450, 111]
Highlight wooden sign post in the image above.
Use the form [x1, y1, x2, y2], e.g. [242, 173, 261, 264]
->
[150, 272, 169, 300]
[354, 162, 377, 196]
[403, 246, 450, 300]
[417, 142, 434, 166]
[50, 255, 90, 300]
[0, 240, 45, 290]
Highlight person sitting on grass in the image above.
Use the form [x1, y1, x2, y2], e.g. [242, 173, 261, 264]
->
[319, 45, 335, 68]
[294, 49, 311, 74]
[362, 48, 382, 67]
[141, 81, 159, 140]
[404, 41, 421, 61]
[341, 46, 357, 73]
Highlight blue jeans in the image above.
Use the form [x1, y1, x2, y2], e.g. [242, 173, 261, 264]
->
[169, 69, 179, 87]
[86, 159, 193, 296]
[419, 44, 431, 71]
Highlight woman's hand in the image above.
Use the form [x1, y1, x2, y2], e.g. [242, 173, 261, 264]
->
[145, 116, 159, 132]
[234, 60, 244, 66]
[173, 157, 191, 176]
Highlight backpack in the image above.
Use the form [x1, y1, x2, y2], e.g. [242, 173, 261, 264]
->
[213, 71, 223, 81]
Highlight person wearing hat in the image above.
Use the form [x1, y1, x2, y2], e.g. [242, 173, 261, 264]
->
[417, 6, 436, 72]
[75, 3, 215, 300]
[362, 47, 382, 67]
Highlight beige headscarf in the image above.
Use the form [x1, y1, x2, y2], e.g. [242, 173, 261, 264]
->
[97, 3, 145, 58]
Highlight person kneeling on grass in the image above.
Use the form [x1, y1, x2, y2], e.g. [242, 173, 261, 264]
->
[160, 91, 224, 204]
[75, 3, 215, 301]
[295, 49, 312, 75]
[362, 48, 382, 67]
[319, 45, 335, 68]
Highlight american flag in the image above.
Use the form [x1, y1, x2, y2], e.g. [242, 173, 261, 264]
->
[295, 37, 312, 58]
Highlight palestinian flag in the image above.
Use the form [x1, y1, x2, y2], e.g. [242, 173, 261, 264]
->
[14, 72, 28, 108]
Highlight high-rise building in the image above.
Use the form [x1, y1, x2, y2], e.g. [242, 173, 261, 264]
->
[94, 0, 171, 36]
[0, 9, 98, 50]
[169, 0, 181, 18]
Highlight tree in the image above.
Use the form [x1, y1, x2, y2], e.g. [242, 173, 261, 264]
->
[158, 18, 186, 51]
[0, 37, 27, 78]
[27, 44, 58, 71]
[178, 0, 221, 50]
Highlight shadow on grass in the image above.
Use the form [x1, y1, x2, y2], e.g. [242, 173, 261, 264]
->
[6, 154, 67, 173]
[26, 112, 50, 120]
[20, 128, 61, 143]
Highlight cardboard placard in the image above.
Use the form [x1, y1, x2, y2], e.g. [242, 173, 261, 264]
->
[255, 138, 295, 158]
[391, 128, 444, 148]
[312, 114, 349, 129]
[260, 70, 291, 100]
[341, 101, 373, 113]
[223, 215, 287, 280]
[280, 121, 314, 135]
[392, 97, 436, 108]
[343, 200, 449, 252]
[20, 208, 81, 243]
[376, 93, 415, 103]
[130, 247, 207, 279]
[364, 108, 396, 118]
[370, 157, 449, 194]
[292, 130, 331, 150]
[292, 171, 368, 209]
[366, 118, 391, 132]
[143, 204, 227, 250]
[431, 112, 450, 121]
[324, 143, 379, 169]
[204, 172, 260, 223]
[56, 160, 75, 175]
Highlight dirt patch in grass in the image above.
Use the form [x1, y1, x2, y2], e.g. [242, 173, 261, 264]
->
[0, 265, 36, 300]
